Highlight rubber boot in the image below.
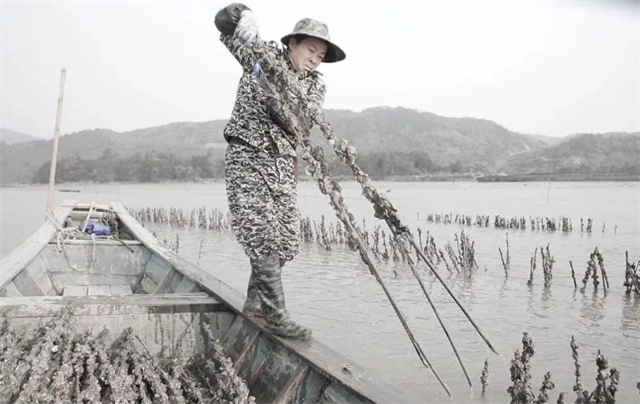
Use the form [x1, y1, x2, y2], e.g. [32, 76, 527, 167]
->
[243, 258, 287, 317]
[242, 272, 264, 317]
[250, 254, 312, 341]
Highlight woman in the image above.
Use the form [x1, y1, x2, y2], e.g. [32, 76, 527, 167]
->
[215, 3, 346, 341]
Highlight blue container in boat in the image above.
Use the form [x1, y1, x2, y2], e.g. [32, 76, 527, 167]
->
[80, 221, 111, 236]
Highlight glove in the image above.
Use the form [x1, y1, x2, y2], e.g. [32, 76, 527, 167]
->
[236, 9, 259, 44]
[214, 3, 251, 36]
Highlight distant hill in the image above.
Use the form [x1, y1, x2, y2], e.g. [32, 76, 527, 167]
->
[501, 132, 640, 174]
[521, 133, 564, 146]
[319, 107, 545, 166]
[0, 128, 41, 145]
[0, 108, 637, 184]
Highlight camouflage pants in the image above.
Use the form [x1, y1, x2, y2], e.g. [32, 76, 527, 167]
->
[226, 142, 311, 339]
[224, 142, 301, 262]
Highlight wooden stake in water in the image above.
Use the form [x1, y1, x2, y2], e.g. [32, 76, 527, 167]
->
[569, 260, 577, 289]
[46, 68, 67, 214]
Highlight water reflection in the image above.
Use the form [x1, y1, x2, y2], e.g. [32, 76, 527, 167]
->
[620, 294, 640, 334]
[539, 287, 553, 318]
[578, 290, 608, 339]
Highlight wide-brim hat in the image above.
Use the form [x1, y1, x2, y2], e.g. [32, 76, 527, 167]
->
[281, 18, 346, 63]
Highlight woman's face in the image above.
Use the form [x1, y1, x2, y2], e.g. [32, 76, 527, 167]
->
[288, 36, 328, 72]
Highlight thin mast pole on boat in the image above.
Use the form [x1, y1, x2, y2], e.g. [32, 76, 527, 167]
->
[46, 68, 67, 215]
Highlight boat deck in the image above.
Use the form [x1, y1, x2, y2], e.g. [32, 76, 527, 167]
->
[62, 284, 133, 296]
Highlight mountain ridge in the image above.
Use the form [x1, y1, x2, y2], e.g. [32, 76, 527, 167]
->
[0, 128, 42, 145]
[1, 107, 637, 184]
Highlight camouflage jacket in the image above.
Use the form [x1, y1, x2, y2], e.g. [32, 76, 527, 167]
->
[218, 13, 326, 157]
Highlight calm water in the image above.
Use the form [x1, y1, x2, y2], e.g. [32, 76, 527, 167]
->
[1, 181, 639, 403]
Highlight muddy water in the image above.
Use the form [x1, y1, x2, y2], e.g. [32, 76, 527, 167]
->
[1, 181, 639, 403]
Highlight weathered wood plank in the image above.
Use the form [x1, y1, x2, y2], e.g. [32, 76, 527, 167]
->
[63, 286, 88, 296]
[12, 270, 45, 296]
[317, 383, 371, 404]
[0, 201, 75, 289]
[221, 316, 260, 362]
[25, 255, 57, 296]
[236, 334, 277, 386]
[49, 239, 143, 246]
[292, 370, 328, 404]
[25, 254, 48, 280]
[0, 293, 229, 318]
[44, 244, 150, 277]
[1, 282, 22, 297]
[72, 203, 113, 210]
[273, 366, 311, 404]
[203, 311, 237, 342]
[174, 277, 198, 293]
[87, 285, 112, 296]
[5, 310, 212, 357]
[139, 274, 158, 294]
[153, 268, 178, 294]
[51, 273, 138, 288]
[246, 344, 307, 404]
[166, 270, 185, 292]
[110, 284, 133, 295]
[232, 330, 260, 374]
[144, 255, 173, 285]
[111, 202, 414, 404]
[35, 270, 58, 296]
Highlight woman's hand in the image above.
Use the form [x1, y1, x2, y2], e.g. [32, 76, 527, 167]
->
[236, 9, 259, 44]
[214, 3, 251, 36]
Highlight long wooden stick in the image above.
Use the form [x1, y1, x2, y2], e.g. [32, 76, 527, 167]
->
[81, 200, 96, 233]
[409, 238, 498, 354]
[46, 68, 67, 214]
[395, 231, 473, 387]
[338, 214, 451, 396]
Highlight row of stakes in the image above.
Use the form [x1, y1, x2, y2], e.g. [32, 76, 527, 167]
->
[126, 206, 640, 296]
[421, 212, 616, 233]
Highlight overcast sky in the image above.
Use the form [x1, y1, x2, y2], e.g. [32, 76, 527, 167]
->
[1, 0, 638, 139]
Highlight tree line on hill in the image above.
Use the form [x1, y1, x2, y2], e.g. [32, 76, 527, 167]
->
[30, 148, 476, 184]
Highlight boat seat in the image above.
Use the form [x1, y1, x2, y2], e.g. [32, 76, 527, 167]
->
[63, 284, 133, 296]
[1, 292, 229, 318]
[63, 286, 88, 296]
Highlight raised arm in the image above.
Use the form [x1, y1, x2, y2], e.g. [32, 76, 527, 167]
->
[215, 3, 268, 71]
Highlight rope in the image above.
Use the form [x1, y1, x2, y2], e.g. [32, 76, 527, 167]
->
[57, 227, 95, 272]
[47, 208, 132, 272]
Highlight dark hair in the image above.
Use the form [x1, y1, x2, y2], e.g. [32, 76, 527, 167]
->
[286, 34, 311, 48]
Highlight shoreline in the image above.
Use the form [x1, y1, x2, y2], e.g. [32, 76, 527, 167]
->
[1, 173, 638, 189]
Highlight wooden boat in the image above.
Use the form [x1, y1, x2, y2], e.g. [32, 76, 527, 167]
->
[0, 200, 416, 404]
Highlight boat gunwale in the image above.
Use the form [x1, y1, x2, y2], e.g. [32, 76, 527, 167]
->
[0, 199, 77, 291]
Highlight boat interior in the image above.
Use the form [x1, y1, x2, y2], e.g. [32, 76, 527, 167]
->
[0, 201, 403, 404]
